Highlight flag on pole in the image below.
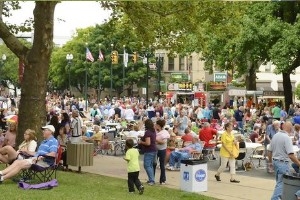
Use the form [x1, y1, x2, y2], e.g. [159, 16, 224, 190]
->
[98, 50, 104, 61]
[86, 47, 94, 62]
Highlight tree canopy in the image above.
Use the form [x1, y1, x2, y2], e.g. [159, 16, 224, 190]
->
[49, 19, 157, 97]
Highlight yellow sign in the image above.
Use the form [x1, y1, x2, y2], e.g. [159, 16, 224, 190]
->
[168, 82, 193, 91]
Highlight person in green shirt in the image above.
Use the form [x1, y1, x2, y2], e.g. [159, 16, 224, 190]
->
[124, 139, 144, 194]
[271, 104, 281, 121]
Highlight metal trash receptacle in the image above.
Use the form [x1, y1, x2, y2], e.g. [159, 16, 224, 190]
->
[282, 174, 300, 200]
[180, 159, 208, 192]
[67, 142, 93, 172]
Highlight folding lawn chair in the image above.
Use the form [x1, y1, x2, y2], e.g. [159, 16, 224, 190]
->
[22, 145, 63, 183]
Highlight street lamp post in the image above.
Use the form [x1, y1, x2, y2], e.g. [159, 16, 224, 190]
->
[66, 53, 73, 96]
[85, 43, 89, 111]
[85, 61, 88, 111]
[145, 56, 149, 106]
[155, 52, 164, 101]
[123, 45, 126, 94]
[98, 44, 102, 102]
[110, 43, 114, 98]
[142, 47, 152, 106]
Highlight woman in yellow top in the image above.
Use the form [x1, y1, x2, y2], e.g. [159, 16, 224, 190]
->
[215, 122, 240, 183]
[91, 125, 103, 144]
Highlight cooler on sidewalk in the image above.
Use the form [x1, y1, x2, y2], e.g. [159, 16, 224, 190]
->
[180, 159, 208, 192]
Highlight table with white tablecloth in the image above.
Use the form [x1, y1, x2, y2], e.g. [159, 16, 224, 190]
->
[217, 142, 262, 150]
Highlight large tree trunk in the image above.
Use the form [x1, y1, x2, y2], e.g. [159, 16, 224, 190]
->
[245, 61, 257, 91]
[18, 2, 57, 144]
[0, 2, 57, 145]
[282, 72, 293, 112]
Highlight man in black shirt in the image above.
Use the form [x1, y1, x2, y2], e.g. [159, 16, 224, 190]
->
[212, 105, 221, 122]
[114, 105, 121, 118]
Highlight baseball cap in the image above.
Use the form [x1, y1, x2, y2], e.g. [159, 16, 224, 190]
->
[41, 125, 55, 133]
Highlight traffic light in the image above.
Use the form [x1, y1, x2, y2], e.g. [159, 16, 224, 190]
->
[132, 52, 138, 63]
[111, 51, 118, 64]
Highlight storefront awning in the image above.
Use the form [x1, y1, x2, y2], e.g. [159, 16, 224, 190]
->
[260, 96, 284, 99]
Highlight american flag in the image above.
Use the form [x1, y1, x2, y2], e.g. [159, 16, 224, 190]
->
[98, 50, 104, 61]
[86, 47, 94, 62]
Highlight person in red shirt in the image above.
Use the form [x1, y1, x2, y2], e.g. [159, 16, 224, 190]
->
[199, 122, 218, 160]
[181, 128, 193, 147]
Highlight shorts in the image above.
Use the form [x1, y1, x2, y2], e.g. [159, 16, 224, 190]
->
[25, 158, 50, 168]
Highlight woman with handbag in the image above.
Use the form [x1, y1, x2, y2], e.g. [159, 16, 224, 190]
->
[0, 129, 37, 164]
[215, 122, 240, 183]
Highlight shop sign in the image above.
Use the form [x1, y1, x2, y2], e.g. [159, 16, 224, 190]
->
[214, 72, 227, 82]
[167, 82, 193, 91]
[170, 73, 189, 82]
[228, 89, 246, 96]
[263, 91, 284, 96]
[209, 82, 226, 91]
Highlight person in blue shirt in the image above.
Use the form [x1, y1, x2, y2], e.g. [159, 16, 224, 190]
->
[202, 106, 212, 123]
[0, 125, 58, 183]
[265, 121, 281, 147]
[167, 136, 203, 170]
[234, 106, 245, 135]
[293, 112, 300, 125]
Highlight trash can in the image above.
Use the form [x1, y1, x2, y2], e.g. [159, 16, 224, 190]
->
[67, 142, 94, 172]
[180, 159, 208, 192]
[282, 174, 300, 200]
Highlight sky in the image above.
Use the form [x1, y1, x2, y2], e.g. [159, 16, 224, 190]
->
[4, 1, 112, 45]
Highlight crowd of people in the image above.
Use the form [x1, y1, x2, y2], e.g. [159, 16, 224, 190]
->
[2, 93, 300, 198]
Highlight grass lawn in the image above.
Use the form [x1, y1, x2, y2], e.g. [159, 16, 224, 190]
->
[0, 170, 217, 200]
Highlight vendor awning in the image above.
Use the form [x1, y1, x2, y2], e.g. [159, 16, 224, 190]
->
[260, 96, 285, 99]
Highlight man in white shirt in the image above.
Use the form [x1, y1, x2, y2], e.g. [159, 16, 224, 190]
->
[78, 98, 85, 111]
[70, 110, 82, 143]
[108, 105, 115, 119]
[124, 105, 135, 122]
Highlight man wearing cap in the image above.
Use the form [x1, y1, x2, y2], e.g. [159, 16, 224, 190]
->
[268, 121, 300, 200]
[0, 125, 58, 183]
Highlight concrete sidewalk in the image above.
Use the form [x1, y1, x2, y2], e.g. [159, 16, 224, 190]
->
[69, 155, 274, 200]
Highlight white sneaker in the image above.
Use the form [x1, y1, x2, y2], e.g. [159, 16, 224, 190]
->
[175, 167, 180, 171]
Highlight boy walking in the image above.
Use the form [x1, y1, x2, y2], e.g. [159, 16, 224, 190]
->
[124, 139, 144, 194]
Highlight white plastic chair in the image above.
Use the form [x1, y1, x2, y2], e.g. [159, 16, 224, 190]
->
[249, 146, 265, 168]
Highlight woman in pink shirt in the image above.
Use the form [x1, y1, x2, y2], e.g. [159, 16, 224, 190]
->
[3, 122, 17, 148]
[155, 119, 170, 185]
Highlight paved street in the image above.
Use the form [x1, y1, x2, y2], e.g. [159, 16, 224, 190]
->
[69, 153, 276, 200]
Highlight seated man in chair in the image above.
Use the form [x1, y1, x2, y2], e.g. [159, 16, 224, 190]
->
[167, 137, 203, 171]
[0, 125, 58, 183]
[199, 122, 218, 160]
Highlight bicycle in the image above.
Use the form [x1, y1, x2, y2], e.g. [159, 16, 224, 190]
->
[112, 137, 126, 156]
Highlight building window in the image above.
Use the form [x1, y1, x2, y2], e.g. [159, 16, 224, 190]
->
[265, 62, 271, 72]
[179, 56, 185, 71]
[168, 57, 174, 71]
